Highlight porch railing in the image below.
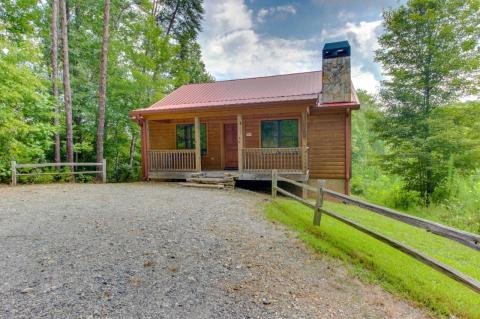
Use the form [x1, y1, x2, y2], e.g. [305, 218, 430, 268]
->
[243, 147, 304, 173]
[148, 150, 196, 171]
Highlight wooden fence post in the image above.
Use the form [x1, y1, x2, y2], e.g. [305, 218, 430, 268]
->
[11, 161, 16, 186]
[302, 177, 308, 199]
[272, 169, 277, 198]
[102, 159, 107, 183]
[313, 179, 325, 226]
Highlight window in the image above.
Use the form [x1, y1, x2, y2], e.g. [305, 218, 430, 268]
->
[176, 124, 207, 155]
[261, 119, 299, 148]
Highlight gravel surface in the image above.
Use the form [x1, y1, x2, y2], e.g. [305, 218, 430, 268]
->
[0, 183, 430, 318]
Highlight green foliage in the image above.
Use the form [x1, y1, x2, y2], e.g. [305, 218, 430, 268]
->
[428, 101, 480, 176]
[0, 0, 212, 184]
[374, 0, 480, 204]
[156, 0, 204, 38]
[0, 28, 55, 181]
[352, 91, 480, 232]
[265, 199, 480, 318]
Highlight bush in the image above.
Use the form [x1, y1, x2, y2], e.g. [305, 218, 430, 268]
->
[351, 171, 420, 210]
[114, 164, 140, 182]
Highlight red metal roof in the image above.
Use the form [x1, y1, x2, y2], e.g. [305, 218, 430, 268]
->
[132, 71, 359, 115]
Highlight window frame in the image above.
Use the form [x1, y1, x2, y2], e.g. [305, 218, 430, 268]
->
[176, 123, 207, 155]
[260, 118, 300, 148]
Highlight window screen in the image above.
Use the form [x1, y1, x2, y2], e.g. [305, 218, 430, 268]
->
[261, 119, 298, 148]
[176, 124, 207, 155]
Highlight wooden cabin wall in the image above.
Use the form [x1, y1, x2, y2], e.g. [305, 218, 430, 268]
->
[307, 109, 346, 179]
[147, 106, 349, 184]
[148, 118, 225, 170]
[148, 121, 176, 149]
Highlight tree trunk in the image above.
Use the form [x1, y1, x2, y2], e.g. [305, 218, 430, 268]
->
[51, 0, 61, 163]
[59, 0, 74, 164]
[166, 0, 180, 36]
[96, 0, 111, 180]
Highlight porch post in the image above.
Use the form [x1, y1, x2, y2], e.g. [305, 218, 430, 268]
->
[301, 111, 308, 198]
[301, 111, 308, 174]
[140, 118, 149, 180]
[194, 116, 201, 172]
[237, 114, 243, 172]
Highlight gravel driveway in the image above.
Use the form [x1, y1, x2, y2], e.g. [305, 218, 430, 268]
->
[0, 183, 429, 318]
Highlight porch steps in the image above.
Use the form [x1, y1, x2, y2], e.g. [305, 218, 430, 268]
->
[179, 182, 225, 189]
[179, 172, 237, 189]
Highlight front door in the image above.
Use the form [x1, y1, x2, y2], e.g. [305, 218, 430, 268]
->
[224, 124, 238, 169]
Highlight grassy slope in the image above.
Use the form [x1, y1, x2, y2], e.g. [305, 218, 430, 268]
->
[265, 199, 480, 318]
[402, 204, 480, 235]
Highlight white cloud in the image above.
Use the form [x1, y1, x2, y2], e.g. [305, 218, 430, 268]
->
[321, 20, 382, 58]
[352, 65, 380, 93]
[321, 19, 383, 92]
[200, 0, 317, 80]
[256, 5, 297, 23]
[337, 10, 355, 21]
[199, 0, 382, 94]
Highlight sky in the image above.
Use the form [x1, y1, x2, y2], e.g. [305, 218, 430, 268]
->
[198, 0, 404, 94]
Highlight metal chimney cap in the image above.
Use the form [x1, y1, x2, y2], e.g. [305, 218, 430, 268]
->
[322, 40, 350, 59]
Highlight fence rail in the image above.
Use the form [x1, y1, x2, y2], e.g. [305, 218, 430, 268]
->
[271, 170, 480, 295]
[148, 149, 196, 172]
[243, 147, 303, 173]
[11, 160, 106, 185]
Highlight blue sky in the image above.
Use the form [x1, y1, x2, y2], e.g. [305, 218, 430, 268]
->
[198, 0, 404, 93]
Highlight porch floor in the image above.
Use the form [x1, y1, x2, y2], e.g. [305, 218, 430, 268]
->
[148, 170, 307, 181]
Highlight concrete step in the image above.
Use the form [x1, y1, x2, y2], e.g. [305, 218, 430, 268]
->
[179, 182, 225, 189]
[187, 177, 234, 184]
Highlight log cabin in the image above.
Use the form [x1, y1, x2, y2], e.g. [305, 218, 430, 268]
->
[130, 41, 359, 194]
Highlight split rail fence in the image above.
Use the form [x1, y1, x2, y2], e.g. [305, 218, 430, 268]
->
[271, 170, 480, 295]
[11, 160, 107, 186]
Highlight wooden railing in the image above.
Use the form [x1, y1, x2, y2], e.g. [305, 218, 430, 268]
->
[148, 150, 196, 171]
[11, 160, 106, 185]
[271, 171, 480, 295]
[243, 147, 303, 173]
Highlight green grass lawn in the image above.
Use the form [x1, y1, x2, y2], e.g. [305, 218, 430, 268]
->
[265, 198, 480, 318]
[401, 204, 480, 235]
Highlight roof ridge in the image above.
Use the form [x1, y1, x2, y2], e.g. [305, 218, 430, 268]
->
[181, 70, 322, 86]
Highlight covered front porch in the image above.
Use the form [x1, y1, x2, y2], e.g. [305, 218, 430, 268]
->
[143, 110, 309, 181]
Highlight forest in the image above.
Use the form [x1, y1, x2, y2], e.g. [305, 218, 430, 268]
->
[1, 0, 212, 184]
[1, 1, 479, 232]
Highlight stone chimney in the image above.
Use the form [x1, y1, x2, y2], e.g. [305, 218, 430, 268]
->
[322, 41, 351, 103]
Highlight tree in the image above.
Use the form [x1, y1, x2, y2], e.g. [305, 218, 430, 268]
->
[157, 0, 204, 38]
[96, 0, 111, 180]
[0, 0, 211, 184]
[429, 101, 480, 173]
[59, 0, 74, 163]
[0, 28, 55, 182]
[171, 33, 213, 87]
[153, 0, 205, 80]
[51, 0, 61, 163]
[374, 0, 480, 204]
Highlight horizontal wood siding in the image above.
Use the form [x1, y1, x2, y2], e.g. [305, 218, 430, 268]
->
[244, 116, 259, 148]
[308, 110, 346, 179]
[148, 121, 176, 150]
[148, 118, 230, 170]
[146, 103, 350, 178]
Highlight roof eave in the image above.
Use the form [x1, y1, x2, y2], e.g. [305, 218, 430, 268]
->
[316, 101, 360, 110]
[129, 97, 319, 117]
